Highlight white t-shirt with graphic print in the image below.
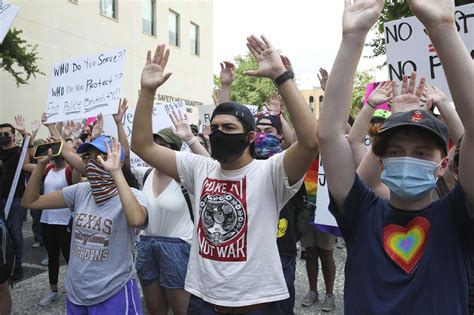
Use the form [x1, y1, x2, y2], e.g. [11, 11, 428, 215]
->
[176, 151, 303, 307]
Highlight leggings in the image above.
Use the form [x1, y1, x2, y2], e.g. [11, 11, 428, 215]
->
[42, 223, 71, 285]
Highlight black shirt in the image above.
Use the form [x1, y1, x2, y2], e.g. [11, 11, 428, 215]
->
[277, 185, 305, 257]
[0, 146, 26, 199]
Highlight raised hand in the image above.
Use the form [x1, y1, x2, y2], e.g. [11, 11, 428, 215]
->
[14, 115, 26, 135]
[212, 88, 220, 105]
[73, 122, 83, 138]
[268, 92, 282, 114]
[91, 114, 104, 140]
[62, 121, 74, 139]
[391, 72, 426, 113]
[170, 110, 193, 142]
[141, 44, 172, 92]
[31, 120, 41, 136]
[423, 84, 448, 107]
[317, 68, 329, 91]
[202, 125, 210, 142]
[280, 55, 293, 72]
[38, 148, 53, 167]
[97, 138, 122, 175]
[113, 98, 129, 123]
[243, 35, 286, 80]
[368, 81, 393, 107]
[342, 0, 385, 36]
[220, 62, 236, 86]
[408, 0, 455, 30]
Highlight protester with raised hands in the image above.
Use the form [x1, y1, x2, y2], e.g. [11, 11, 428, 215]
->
[113, 98, 131, 167]
[132, 37, 318, 312]
[21, 136, 147, 314]
[319, 0, 474, 312]
[217, 61, 236, 104]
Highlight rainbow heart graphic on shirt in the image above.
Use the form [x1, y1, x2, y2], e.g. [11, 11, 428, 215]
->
[383, 216, 431, 274]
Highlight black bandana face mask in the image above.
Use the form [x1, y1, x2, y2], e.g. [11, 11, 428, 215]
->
[0, 135, 12, 146]
[209, 130, 249, 163]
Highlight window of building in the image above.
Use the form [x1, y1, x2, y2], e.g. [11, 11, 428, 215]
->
[69, 0, 78, 4]
[142, 0, 155, 35]
[190, 22, 199, 55]
[100, 0, 117, 19]
[169, 10, 180, 46]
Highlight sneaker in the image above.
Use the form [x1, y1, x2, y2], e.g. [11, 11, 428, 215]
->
[301, 290, 318, 307]
[41, 256, 49, 266]
[39, 291, 60, 306]
[321, 294, 336, 312]
[12, 266, 24, 281]
[32, 242, 41, 248]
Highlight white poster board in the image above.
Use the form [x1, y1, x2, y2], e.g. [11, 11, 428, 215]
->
[44, 48, 127, 123]
[314, 137, 372, 227]
[103, 101, 187, 168]
[0, 1, 19, 43]
[385, 4, 474, 101]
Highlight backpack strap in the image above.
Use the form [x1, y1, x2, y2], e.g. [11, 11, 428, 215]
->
[142, 167, 153, 186]
[180, 186, 194, 223]
[44, 164, 55, 177]
[65, 166, 72, 185]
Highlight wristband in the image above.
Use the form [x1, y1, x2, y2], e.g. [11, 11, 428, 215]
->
[273, 70, 294, 86]
[186, 136, 198, 146]
[366, 100, 377, 109]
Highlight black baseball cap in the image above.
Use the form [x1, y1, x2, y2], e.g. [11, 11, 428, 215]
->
[211, 102, 256, 131]
[255, 113, 283, 133]
[379, 109, 449, 154]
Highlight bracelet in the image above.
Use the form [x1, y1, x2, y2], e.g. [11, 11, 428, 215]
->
[186, 136, 198, 146]
[366, 100, 377, 109]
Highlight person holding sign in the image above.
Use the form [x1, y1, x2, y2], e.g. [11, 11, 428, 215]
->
[132, 38, 318, 313]
[318, 0, 474, 313]
[21, 137, 148, 314]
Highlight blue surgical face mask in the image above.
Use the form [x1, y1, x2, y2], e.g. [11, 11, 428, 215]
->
[380, 156, 442, 201]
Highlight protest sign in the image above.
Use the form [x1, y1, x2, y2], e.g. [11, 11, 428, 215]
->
[0, 1, 19, 44]
[385, 4, 474, 101]
[314, 137, 372, 228]
[44, 48, 126, 123]
[103, 101, 186, 168]
[363, 82, 390, 111]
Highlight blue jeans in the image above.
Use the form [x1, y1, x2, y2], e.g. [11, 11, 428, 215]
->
[0, 198, 27, 267]
[187, 295, 282, 315]
[277, 255, 296, 315]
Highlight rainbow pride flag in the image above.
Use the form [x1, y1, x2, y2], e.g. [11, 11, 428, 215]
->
[304, 159, 319, 206]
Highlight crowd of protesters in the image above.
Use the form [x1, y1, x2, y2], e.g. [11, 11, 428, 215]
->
[1, 0, 473, 314]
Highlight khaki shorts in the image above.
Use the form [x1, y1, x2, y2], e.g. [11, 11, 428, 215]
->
[297, 208, 336, 251]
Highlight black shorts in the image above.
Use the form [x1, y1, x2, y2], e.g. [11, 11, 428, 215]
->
[0, 264, 11, 284]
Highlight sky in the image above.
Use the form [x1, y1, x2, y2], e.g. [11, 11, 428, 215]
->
[213, 0, 387, 89]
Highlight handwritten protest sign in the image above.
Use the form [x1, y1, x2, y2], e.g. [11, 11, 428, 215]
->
[385, 4, 474, 101]
[44, 48, 126, 123]
[103, 101, 186, 168]
[314, 137, 372, 228]
[0, 1, 19, 43]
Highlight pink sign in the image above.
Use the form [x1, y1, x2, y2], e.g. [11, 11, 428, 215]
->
[363, 82, 391, 111]
[86, 117, 97, 126]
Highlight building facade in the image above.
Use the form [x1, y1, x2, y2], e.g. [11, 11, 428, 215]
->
[1, 0, 213, 129]
[300, 88, 324, 120]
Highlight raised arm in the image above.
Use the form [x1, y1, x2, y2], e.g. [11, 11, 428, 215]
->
[348, 81, 392, 167]
[317, 0, 384, 209]
[169, 110, 210, 157]
[113, 98, 131, 167]
[424, 84, 464, 143]
[244, 35, 318, 185]
[267, 92, 294, 149]
[21, 149, 67, 210]
[218, 61, 236, 104]
[131, 44, 179, 180]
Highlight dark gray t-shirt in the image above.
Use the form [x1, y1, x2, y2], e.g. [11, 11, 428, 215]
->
[63, 182, 148, 305]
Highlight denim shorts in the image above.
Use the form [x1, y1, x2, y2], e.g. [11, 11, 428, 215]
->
[135, 236, 191, 288]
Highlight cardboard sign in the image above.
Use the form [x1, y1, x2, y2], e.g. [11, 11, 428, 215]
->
[44, 48, 127, 123]
[103, 101, 187, 168]
[385, 4, 474, 101]
[0, 1, 19, 43]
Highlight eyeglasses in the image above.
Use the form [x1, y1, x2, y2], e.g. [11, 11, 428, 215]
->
[81, 152, 106, 163]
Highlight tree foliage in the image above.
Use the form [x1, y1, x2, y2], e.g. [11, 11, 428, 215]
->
[0, 28, 44, 86]
[351, 70, 375, 118]
[214, 52, 277, 107]
[368, 0, 473, 59]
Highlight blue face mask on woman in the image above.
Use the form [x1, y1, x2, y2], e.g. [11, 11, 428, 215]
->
[380, 156, 442, 201]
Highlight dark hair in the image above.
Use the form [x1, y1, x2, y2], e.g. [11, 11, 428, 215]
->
[121, 164, 140, 189]
[372, 125, 447, 158]
[453, 136, 462, 169]
[0, 123, 15, 134]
